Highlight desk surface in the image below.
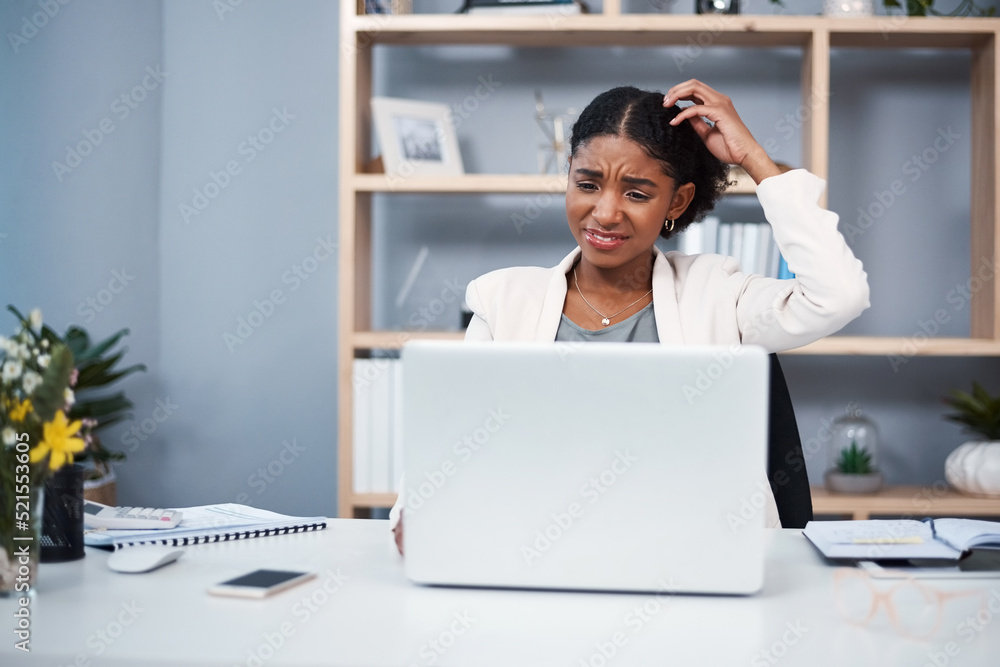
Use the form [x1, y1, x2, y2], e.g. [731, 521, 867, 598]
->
[2, 520, 998, 667]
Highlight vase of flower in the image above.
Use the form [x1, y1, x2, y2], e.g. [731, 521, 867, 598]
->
[1, 307, 92, 595]
[0, 482, 43, 597]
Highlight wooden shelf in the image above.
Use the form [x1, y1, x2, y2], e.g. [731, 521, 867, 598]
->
[352, 169, 757, 195]
[785, 336, 1000, 357]
[351, 485, 1000, 522]
[353, 330, 463, 350]
[349, 332, 1000, 356]
[351, 14, 1000, 50]
[812, 485, 1000, 521]
[339, 4, 1000, 517]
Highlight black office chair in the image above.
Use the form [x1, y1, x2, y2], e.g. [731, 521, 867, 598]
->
[767, 354, 813, 528]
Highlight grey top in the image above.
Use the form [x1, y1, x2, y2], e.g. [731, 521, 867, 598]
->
[555, 303, 659, 343]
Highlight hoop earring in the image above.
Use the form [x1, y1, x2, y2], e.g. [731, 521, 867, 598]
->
[664, 219, 675, 233]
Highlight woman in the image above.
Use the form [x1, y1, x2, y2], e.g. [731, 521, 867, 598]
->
[390, 80, 869, 554]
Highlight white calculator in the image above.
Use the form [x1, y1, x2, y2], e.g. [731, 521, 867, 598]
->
[83, 501, 183, 530]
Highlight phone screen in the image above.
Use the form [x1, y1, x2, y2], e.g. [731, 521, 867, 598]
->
[220, 570, 308, 589]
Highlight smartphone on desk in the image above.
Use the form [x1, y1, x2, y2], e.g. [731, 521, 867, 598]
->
[208, 569, 316, 598]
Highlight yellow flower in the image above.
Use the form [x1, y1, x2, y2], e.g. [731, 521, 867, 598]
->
[29, 411, 86, 470]
[8, 398, 32, 422]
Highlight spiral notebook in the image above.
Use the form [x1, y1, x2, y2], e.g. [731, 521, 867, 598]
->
[84, 503, 327, 549]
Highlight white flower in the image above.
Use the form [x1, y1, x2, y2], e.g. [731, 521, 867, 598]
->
[41, 339, 49, 349]
[28, 309, 42, 331]
[22, 370, 42, 394]
[1, 360, 22, 384]
[17, 343, 31, 360]
[37, 354, 50, 369]
[64, 387, 75, 406]
[2, 427, 16, 447]
[0, 336, 11, 354]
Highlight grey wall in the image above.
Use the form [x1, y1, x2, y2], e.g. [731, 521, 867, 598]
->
[2, 0, 340, 518]
[2, 0, 998, 517]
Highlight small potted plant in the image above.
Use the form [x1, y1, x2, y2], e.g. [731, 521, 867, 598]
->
[943, 382, 1000, 498]
[824, 403, 884, 494]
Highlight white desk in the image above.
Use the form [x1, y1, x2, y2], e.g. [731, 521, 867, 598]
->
[2, 521, 998, 666]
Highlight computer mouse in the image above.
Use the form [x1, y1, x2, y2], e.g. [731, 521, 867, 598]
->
[106, 545, 185, 574]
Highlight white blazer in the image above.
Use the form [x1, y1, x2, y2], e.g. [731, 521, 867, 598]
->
[464, 170, 869, 351]
[390, 169, 870, 530]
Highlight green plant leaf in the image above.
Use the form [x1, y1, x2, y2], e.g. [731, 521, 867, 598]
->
[71, 327, 131, 364]
[70, 392, 134, 420]
[30, 344, 74, 423]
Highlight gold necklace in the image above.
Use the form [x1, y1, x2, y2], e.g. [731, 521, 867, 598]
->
[573, 267, 653, 327]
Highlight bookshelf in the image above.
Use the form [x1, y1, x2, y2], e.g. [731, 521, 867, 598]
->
[338, 1, 1000, 517]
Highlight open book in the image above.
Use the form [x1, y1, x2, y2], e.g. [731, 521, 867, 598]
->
[804, 518, 1000, 561]
[84, 503, 327, 549]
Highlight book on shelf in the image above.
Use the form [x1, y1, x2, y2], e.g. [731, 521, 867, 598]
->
[676, 217, 785, 279]
[84, 503, 327, 549]
[353, 357, 402, 495]
[803, 518, 1000, 561]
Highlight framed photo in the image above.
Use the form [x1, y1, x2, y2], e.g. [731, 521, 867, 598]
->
[371, 97, 464, 176]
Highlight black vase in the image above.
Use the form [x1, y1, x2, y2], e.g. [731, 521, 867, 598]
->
[696, 0, 740, 13]
[41, 463, 85, 562]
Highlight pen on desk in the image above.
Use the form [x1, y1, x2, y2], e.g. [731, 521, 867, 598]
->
[923, 517, 937, 540]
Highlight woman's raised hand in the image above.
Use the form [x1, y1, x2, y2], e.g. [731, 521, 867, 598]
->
[663, 79, 780, 185]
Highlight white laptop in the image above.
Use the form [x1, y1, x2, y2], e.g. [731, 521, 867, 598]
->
[400, 341, 769, 595]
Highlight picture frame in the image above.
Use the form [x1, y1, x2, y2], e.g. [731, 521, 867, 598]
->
[370, 97, 464, 177]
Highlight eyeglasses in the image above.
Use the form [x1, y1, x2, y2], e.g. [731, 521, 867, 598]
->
[833, 568, 987, 640]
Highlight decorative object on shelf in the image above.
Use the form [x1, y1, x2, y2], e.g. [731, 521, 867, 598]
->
[364, 0, 412, 13]
[943, 382, 1000, 498]
[824, 403, 883, 494]
[371, 97, 465, 177]
[883, 0, 995, 16]
[461, 0, 587, 15]
[696, 0, 740, 13]
[534, 90, 577, 175]
[823, 0, 874, 16]
[1, 307, 90, 595]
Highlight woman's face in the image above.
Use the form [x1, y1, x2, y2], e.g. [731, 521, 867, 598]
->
[566, 135, 691, 274]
